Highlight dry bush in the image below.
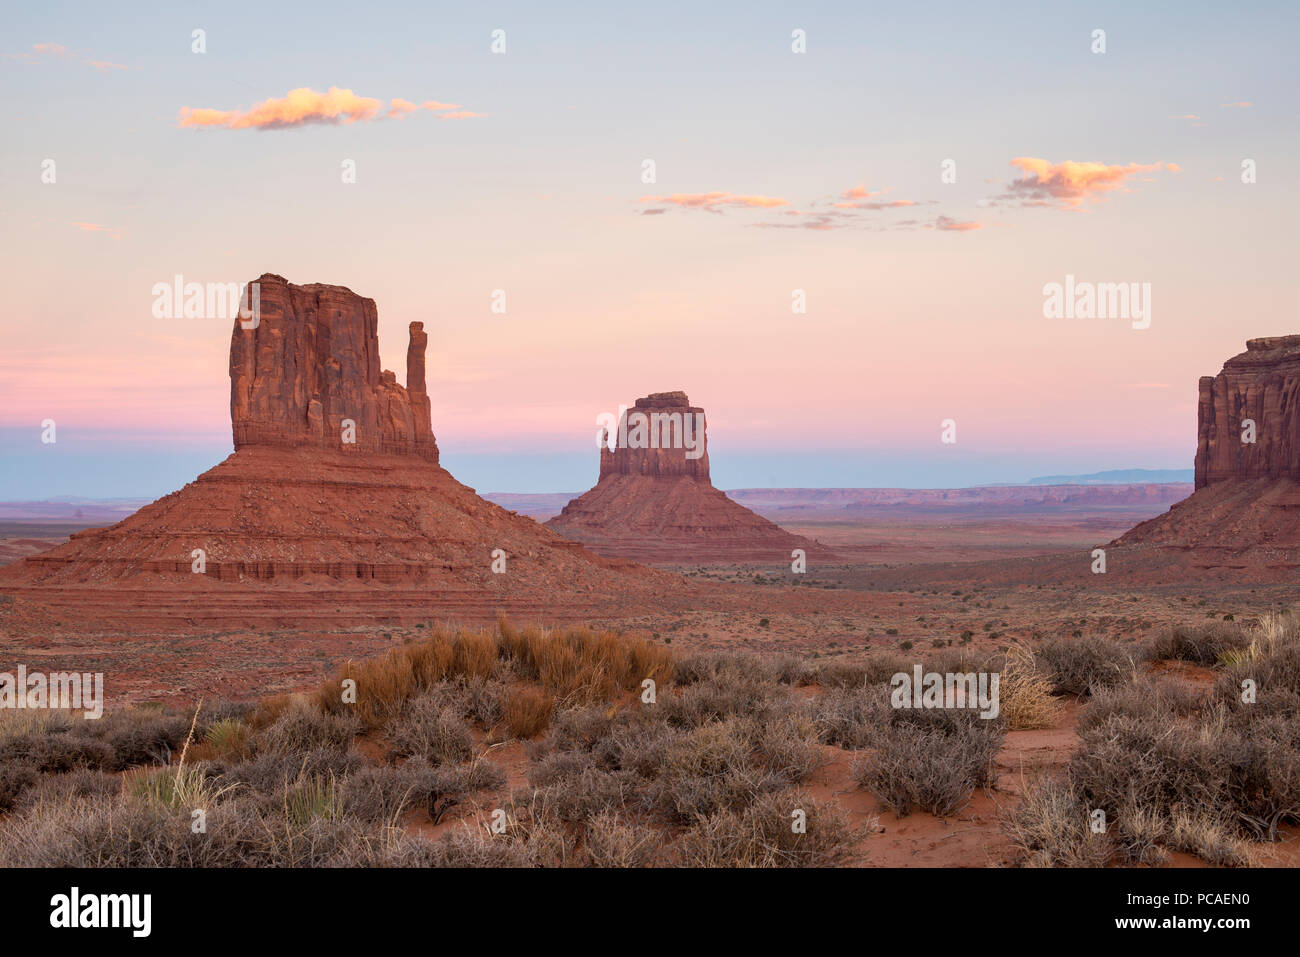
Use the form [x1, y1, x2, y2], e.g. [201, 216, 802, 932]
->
[752, 712, 828, 784]
[649, 718, 784, 823]
[498, 619, 672, 705]
[674, 789, 861, 867]
[452, 630, 499, 679]
[1150, 622, 1249, 665]
[1168, 810, 1255, 867]
[1077, 678, 1203, 734]
[810, 683, 892, 749]
[583, 810, 661, 867]
[852, 709, 1003, 817]
[999, 644, 1064, 731]
[13, 768, 119, 813]
[385, 694, 475, 764]
[1002, 775, 1111, 867]
[210, 748, 362, 795]
[503, 685, 554, 738]
[1039, 635, 1140, 695]
[528, 768, 638, 823]
[0, 760, 39, 813]
[254, 701, 359, 756]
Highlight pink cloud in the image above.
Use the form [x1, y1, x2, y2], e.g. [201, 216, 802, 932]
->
[996, 157, 1181, 209]
[72, 222, 123, 240]
[931, 215, 982, 232]
[1220, 101, 1252, 109]
[179, 88, 483, 131]
[638, 192, 791, 212]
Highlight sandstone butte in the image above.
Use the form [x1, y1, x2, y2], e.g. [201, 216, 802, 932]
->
[0, 274, 685, 629]
[1116, 336, 1300, 570]
[546, 391, 839, 564]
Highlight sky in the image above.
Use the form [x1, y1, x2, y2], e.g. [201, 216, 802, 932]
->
[1, 1, 1297, 498]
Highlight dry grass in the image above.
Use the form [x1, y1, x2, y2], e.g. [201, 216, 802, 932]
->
[999, 643, 1063, 731]
[502, 686, 555, 738]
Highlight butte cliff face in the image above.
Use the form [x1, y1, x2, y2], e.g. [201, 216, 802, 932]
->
[230, 274, 437, 460]
[1115, 336, 1300, 577]
[547, 392, 837, 564]
[1, 275, 682, 628]
[1195, 336, 1300, 489]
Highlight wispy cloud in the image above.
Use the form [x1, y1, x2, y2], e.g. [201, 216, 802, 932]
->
[72, 222, 123, 240]
[932, 215, 982, 232]
[5, 42, 129, 70]
[637, 192, 791, 213]
[179, 87, 482, 130]
[1220, 101, 1252, 109]
[991, 157, 1181, 209]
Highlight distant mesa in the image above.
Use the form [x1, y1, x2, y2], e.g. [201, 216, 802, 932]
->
[546, 391, 838, 564]
[1116, 336, 1300, 570]
[0, 275, 677, 628]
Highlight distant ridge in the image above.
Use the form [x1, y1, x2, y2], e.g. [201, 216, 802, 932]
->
[1026, 468, 1193, 485]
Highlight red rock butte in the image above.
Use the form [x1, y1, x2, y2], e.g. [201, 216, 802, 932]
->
[0, 275, 685, 629]
[546, 392, 838, 564]
[1116, 336, 1300, 575]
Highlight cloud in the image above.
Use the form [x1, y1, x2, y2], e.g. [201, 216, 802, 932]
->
[72, 222, 123, 240]
[993, 157, 1180, 209]
[179, 87, 482, 130]
[637, 191, 791, 212]
[1220, 101, 1252, 109]
[931, 215, 982, 232]
[1168, 113, 1200, 120]
[6, 42, 129, 69]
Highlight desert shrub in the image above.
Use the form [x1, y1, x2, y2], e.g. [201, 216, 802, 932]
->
[385, 695, 474, 764]
[0, 759, 39, 813]
[0, 731, 115, 773]
[1002, 776, 1111, 867]
[1150, 622, 1250, 665]
[402, 828, 535, 867]
[852, 709, 1004, 817]
[1039, 636, 1139, 695]
[254, 702, 359, 756]
[530, 768, 638, 824]
[124, 764, 239, 811]
[810, 683, 892, 749]
[0, 793, 404, 867]
[649, 719, 785, 823]
[14, 768, 120, 813]
[752, 712, 827, 784]
[673, 789, 861, 867]
[452, 630, 499, 680]
[661, 669, 797, 728]
[999, 644, 1063, 731]
[502, 686, 554, 738]
[1077, 678, 1203, 734]
[814, 654, 909, 688]
[198, 718, 250, 761]
[1069, 713, 1229, 824]
[582, 810, 661, 867]
[498, 622, 672, 704]
[1168, 810, 1254, 867]
[212, 748, 363, 794]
